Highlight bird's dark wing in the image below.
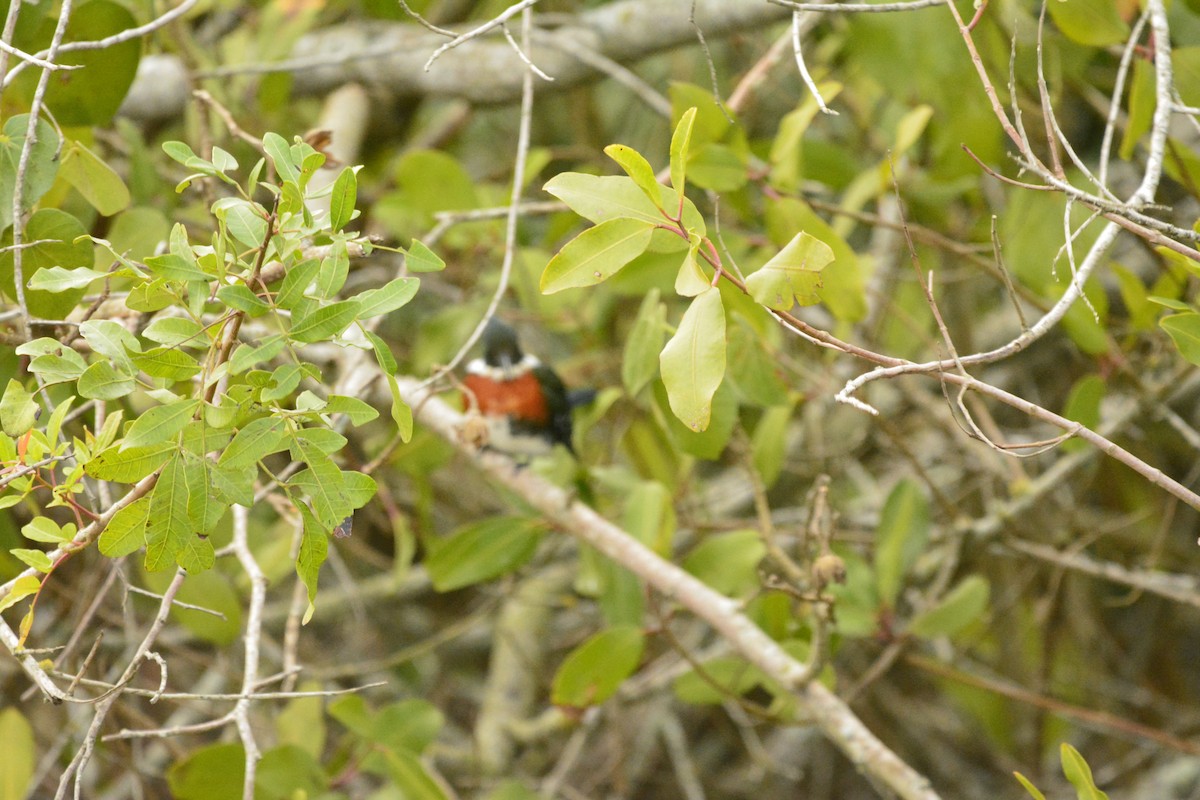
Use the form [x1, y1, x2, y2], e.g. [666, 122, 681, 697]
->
[532, 364, 575, 453]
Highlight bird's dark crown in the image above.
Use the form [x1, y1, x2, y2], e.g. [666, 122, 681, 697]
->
[482, 319, 525, 370]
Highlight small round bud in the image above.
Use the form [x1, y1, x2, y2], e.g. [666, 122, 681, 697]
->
[812, 552, 847, 588]
[460, 413, 490, 450]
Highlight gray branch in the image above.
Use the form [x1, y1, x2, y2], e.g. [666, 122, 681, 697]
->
[118, 0, 787, 122]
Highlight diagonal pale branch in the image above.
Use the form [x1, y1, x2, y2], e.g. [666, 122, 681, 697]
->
[393, 375, 943, 800]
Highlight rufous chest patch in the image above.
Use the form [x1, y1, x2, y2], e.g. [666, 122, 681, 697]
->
[463, 371, 550, 424]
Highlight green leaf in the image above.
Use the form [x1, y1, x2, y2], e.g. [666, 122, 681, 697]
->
[59, 140, 130, 215]
[673, 655, 763, 705]
[79, 319, 139, 369]
[22, 517, 72, 543]
[261, 364, 308, 403]
[551, 625, 645, 707]
[216, 284, 271, 316]
[405, 239, 445, 272]
[28, 349, 87, 385]
[287, 459, 350, 530]
[219, 417, 288, 470]
[0, 115, 60, 231]
[264, 132, 301, 185]
[325, 395, 380, 425]
[42, 0, 140, 126]
[0, 576, 39, 614]
[1062, 375, 1105, 453]
[908, 576, 990, 639]
[355, 277, 420, 318]
[1060, 744, 1109, 800]
[292, 426, 347, 455]
[765, 198, 864, 322]
[297, 505, 329, 624]
[374, 699, 445, 754]
[0, 208, 92, 319]
[386, 373, 413, 442]
[213, 198, 268, 248]
[289, 300, 360, 343]
[87, 442, 173, 482]
[0, 708, 34, 800]
[132, 347, 202, 381]
[143, 317, 206, 348]
[275, 682, 327, 758]
[229, 335, 286, 375]
[688, 143, 747, 192]
[256, 745, 327, 799]
[659, 288, 725, 431]
[143, 253, 211, 283]
[382, 750, 450, 800]
[1120, 59, 1156, 161]
[126, 278, 175, 312]
[540, 217, 655, 294]
[1161, 313, 1200, 366]
[0, 380, 37, 437]
[167, 743, 245, 800]
[275, 258, 321, 310]
[329, 167, 357, 231]
[315, 242, 349, 298]
[683, 530, 766, 596]
[745, 231, 834, 311]
[98, 496, 150, 561]
[544, 173, 704, 232]
[27, 266, 109, 292]
[751, 405, 792, 488]
[145, 453, 213, 572]
[45, 395, 75, 445]
[1013, 772, 1048, 800]
[874, 479, 931, 607]
[893, 104, 934, 156]
[669, 107, 698, 206]
[604, 144, 664, 210]
[121, 399, 198, 450]
[77, 361, 135, 401]
[674, 242, 709, 297]
[622, 289, 665, 396]
[1047, 0, 1128, 47]
[426, 517, 543, 591]
[11, 548, 54, 573]
[208, 462, 255, 506]
[341, 470, 376, 509]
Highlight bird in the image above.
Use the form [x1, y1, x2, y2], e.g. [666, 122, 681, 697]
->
[462, 319, 583, 458]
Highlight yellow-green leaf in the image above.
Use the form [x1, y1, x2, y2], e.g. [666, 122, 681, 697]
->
[552, 625, 645, 707]
[121, 399, 198, 450]
[60, 140, 130, 216]
[874, 479, 930, 607]
[0, 708, 34, 800]
[908, 576, 990, 639]
[660, 288, 725, 431]
[669, 107, 698, 207]
[674, 243, 709, 297]
[1161, 313, 1200, 366]
[745, 231, 834, 311]
[604, 143, 664, 210]
[540, 217, 655, 294]
[0, 575, 40, 614]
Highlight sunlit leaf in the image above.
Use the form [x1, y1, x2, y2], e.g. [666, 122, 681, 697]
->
[540, 217, 655, 294]
[660, 288, 725, 431]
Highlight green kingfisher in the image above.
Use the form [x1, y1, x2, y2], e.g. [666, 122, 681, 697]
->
[463, 319, 580, 457]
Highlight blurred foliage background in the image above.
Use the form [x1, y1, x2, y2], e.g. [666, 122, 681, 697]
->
[4, 0, 1200, 798]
